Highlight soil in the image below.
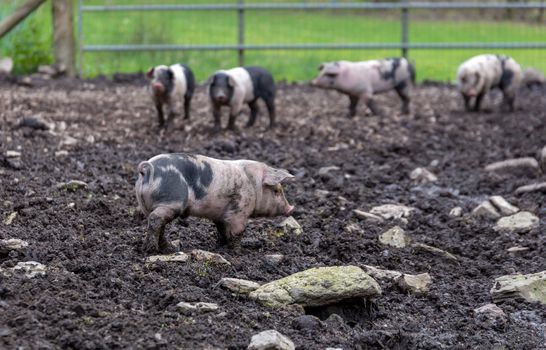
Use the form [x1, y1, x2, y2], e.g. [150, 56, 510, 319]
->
[0, 74, 545, 350]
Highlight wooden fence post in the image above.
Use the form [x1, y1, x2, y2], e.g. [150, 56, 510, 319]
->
[0, 0, 47, 39]
[52, 0, 76, 76]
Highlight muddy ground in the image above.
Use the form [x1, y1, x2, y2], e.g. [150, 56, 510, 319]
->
[0, 75, 544, 349]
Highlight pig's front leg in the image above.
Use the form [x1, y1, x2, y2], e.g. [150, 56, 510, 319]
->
[215, 215, 247, 248]
[143, 206, 177, 254]
[348, 95, 359, 118]
[473, 92, 485, 112]
[184, 96, 191, 120]
[212, 103, 222, 133]
[155, 103, 165, 127]
[227, 101, 243, 131]
[165, 100, 177, 128]
[463, 94, 472, 112]
[361, 93, 382, 116]
[395, 84, 411, 115]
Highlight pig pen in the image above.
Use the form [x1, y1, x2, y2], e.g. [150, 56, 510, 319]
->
[0, 75, 545, 349]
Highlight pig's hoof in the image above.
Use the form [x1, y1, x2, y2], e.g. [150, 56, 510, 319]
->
[159, 241, 176, 254]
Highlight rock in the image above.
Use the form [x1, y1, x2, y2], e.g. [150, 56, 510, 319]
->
[484, 157, 540, 177]
[17, 115, 50, 131]
[220, 278, 260, 294]
[494, 211, 539, 234]
[176, 302, 218, 314]
[474, 303, 506, 319]
[397, 273, 432, 294]
[409, 167, 437, 183]
[449, 206, 462, 217]
[507, 246, 529, 253]
[0, 239, 28, 254]
[57, 180, 88, 192]
[146, 252, 189, 263]
[314, 189, 330, 198]
[61, 135, 79, 147]
[3, 212, 17, 225]
[249, 266, 381, 308]
[370, 204, 414, 220]
[292, 315, 321, 330]
[490, 271, 546, 305]
[263, 254, 284, 266]
[344, 223, 363, 234]
[522, 67, 545, 87]
[247, 330, 295, 350]
[489, 196, 519, 216]
[515, 182, 546, 195]
[55, 150, 69, 157]
[412, 242, 458, 261]
[362, 265, 403, 282]
[38, 65, 58, 76]
[0, 57, 13, 74]
[472, 201, 501, 220]
[318, 166, 340, 176]
[5, 150, 21, 158]
[352, 209, 384, 223]
[278, 216, 302, 236]
[378, 226, 410, 248]
[11, 261, 47, 278]
[191, 249, 231, 265]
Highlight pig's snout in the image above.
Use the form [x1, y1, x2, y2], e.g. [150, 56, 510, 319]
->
[285, 205, 295, 216]
[152, 83, 164, 93]
[214, 94, 227, 103]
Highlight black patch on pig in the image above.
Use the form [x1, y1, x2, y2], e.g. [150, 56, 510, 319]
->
[150, 166, 189, 206]
[157, 154, 213, 200]
[498, 56, 514, 90]
[209, 73, 234, 105]
[179, 64, 195, 98]
[156, 68, 175, 96]
[243, 66, 276, 102]
[380, 58, 401, 81]
[408, 61, 416, 84]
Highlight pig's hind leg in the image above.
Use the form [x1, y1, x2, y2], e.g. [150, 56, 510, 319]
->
[183, 95, 192, 120]
[246, 100, 260, 128]
[144, 206, 178, 254]
[155, 103, 165, 127]
[348, 95, 359, 118]
[394, 83, 411, 115]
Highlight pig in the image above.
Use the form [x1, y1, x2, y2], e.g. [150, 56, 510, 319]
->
[457, 54, 522, 112]
[135, 153, 295, 253]
[521, 68, 545, 88]
[311, 58, 415, 117]
[208, 66, 276, 131]
[146, 64, 195, 128]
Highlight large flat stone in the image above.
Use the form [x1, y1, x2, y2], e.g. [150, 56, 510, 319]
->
[491, 271, 546, 305]
[249, 266, 381, 308]
[494, 211, 539, 234]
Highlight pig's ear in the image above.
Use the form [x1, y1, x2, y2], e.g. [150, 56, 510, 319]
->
[146, 67, 154, 79]
[207, 74, 217, 85]
[228, 75, 236, 87]
[318, 64, 324, 71]
[263, 167, 295, 186]
[167, 69, 174, 80]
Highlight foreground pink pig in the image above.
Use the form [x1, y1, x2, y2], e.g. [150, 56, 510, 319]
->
[311, 58, 415, 117]
[135, 153, 295, 253]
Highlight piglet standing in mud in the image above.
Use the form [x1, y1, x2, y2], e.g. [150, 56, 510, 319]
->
[135, 153, 295, 253]
[311, 58, 415, 117]
[147, 64, 195, 128]
[208, 66, 276, 132]
[457, 54, 522, 112]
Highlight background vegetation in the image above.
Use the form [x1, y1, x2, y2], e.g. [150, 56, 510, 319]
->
[0, 0, 545, 81]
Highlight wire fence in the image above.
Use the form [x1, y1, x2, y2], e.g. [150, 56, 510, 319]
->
[77, 1, 546, 81]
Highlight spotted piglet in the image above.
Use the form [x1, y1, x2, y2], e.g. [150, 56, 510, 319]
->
[311, 58, 415, 117]
[208, 66, 276, 131]
[457, 54, 522, 112]
[135, 153, 295, 253]
[147, 64, 195, 128]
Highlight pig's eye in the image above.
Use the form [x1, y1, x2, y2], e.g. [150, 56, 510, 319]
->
[273, 185, 282, 194]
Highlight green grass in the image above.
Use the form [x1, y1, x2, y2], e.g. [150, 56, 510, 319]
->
[1, 0, 545, 82]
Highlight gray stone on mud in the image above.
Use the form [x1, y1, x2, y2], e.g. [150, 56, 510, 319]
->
[484, 157, 540, 177]
[412, 243, 458, 261]
[489, 196, 519, 216]
[370, 204, 414, 220]
[318, 166, 340, 176]
[57, 180, 88, 192]
[3, 212, 17, 225]
[540, 144, 546, 172]
[379, 226, 410, 248]
[474, 303, 506, 319]
[263, 254, 284, 266]
[362, 265, 403, 282]
[397, 273, 432, 294]
[449, 206, 462, 217]
[249, 265, 381, 308]
[490, 271, 546, 305]
[7, 261, 47, 278]
[191, 249, 231, 265]
[247, 330, 295, 350]
[515, 182, 546, 195]
[352, 209, 384, 223]
[176, 302, 219, 314]
[493, 211, 539, 234]
[472, 201, 501, 220]
[220, 278, 260, 294]
[278, 216, 302, 236]
[0, 238, 28, 254]
[146, 252, 189, 264]
[409, 167, 438, 183]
